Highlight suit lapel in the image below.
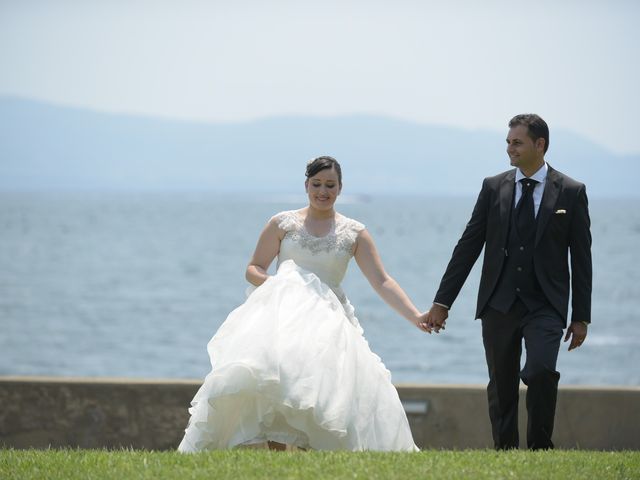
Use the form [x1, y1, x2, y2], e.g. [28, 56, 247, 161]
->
[535, 164, 562, 246]
[499, 170, 516, 246]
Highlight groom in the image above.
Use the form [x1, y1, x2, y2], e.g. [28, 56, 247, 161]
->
[425, 113, 592, 450]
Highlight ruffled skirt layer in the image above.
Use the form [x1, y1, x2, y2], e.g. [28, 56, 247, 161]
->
[178, 260, 418, 452]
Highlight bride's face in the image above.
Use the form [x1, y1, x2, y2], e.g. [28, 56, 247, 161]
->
[305, 167, 341, 210]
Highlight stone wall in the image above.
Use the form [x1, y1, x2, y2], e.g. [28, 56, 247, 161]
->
[1, 377, 638, 450]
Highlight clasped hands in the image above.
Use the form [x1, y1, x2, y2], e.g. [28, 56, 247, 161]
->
[415, 303, 449, 334]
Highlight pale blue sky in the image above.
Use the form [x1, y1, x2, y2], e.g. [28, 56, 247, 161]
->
[1, 0, 639, 154]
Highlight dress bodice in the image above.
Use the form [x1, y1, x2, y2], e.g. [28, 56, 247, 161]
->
[274, 210, 365, 299]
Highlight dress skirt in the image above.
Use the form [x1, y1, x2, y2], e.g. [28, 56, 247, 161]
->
[178, 260, 418, 452]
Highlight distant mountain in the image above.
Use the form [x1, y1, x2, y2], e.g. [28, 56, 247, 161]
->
[0, 96, 637, 196]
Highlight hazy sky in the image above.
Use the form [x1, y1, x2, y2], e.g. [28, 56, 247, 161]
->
[1, 0, 639, 154]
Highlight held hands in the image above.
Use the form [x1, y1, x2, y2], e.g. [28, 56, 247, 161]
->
[564, 321, 588, 351]
[424, 303, 449, 333]
[414, 312, 433, 334]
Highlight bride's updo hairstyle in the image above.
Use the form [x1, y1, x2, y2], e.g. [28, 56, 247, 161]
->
[306, 156, 342, 187]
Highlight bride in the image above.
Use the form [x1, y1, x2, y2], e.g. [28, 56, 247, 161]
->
[178, 156, 431, 452]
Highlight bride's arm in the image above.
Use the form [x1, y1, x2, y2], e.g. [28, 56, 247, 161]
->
[354, 229, 431, 333]
[246, 218, 284, 286]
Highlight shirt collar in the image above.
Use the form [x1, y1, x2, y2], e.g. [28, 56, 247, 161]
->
[515, 162, 548, 184]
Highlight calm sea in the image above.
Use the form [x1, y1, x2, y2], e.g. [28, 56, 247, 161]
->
[1, 191, 638, 386]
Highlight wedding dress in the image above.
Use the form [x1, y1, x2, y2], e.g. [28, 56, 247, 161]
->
[178, 210, 418, 452]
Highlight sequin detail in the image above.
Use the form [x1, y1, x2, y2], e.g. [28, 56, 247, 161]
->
[274, 211, 365, 256]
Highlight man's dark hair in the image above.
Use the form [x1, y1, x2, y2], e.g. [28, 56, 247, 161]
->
[509, 114, 550, 153]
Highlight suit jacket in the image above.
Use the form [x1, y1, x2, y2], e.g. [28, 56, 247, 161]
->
[434, 165, 592, 325]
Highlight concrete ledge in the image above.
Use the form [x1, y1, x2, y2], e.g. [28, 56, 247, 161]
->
[0, 376, 638, 450]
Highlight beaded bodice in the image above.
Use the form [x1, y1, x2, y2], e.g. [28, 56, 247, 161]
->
[274, 210, 365, 294]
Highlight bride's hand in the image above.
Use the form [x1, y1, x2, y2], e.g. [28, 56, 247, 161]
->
[414, 312, 433, 334]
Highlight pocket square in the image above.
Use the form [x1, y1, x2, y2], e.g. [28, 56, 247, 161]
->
[555, 209, 566, 214]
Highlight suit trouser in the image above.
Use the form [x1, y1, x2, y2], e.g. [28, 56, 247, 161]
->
[481, 299, 564, 450]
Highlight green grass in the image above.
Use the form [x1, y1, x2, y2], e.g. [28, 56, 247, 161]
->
[1, 449, 639, 479]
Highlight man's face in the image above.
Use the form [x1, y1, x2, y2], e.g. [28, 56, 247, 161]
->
[506, 124, 544, 170]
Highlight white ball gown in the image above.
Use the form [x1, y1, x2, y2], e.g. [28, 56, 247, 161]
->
[178, 210, 419, 452]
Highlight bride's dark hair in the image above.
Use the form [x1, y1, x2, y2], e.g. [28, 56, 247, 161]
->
[305, 156, 342, 186]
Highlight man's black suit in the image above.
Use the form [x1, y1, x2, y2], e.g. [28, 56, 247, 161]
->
[434, 164, 592, 449]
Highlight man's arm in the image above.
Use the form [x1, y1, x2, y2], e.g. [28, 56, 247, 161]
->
[563, 184, 592, 351]
[427, 178, 491, 331]
[433, 178, 490, 308]
[568, 184, 592, 324]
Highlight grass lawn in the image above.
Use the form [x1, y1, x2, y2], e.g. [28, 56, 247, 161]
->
[1, 449, 639, 479]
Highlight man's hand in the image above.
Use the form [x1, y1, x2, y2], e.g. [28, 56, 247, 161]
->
[564, 321, 588, 351]
[425, 303, 449, 333]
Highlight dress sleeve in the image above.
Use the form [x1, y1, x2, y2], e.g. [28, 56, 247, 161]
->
[350, 219, 366, 234]
[271, 210, 297, 232]
[341, 217, 366, 247]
